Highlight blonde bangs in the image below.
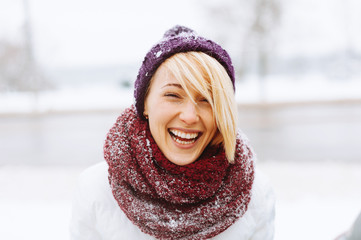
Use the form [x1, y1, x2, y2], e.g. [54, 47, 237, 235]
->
[162, 52, 237, 163]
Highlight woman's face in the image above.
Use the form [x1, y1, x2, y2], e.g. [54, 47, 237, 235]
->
[144, 64, 217, 166]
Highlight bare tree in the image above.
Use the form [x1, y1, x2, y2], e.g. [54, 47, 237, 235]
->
[0, 39, 51, 92]
[199, 0, 281, 79]
[0, 0, 52, 92]
[247, 0, 281, 77]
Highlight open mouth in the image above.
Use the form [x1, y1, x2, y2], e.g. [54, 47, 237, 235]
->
[169, 129, 201, 145]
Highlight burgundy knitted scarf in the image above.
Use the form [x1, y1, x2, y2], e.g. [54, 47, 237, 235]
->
[104, 105, 255, 240]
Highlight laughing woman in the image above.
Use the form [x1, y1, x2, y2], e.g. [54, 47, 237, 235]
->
[70, 25, 275, 240]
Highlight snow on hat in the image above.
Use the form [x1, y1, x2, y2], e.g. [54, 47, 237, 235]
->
[134, 25, 235, 119]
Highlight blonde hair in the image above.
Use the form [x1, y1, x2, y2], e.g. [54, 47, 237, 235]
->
[160, 52, 237, 163]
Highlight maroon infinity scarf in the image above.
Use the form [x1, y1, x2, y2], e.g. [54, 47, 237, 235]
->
[104, 105, 254, 240]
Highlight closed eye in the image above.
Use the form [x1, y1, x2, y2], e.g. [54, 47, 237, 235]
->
[198, 97, 209, 103]
[164, 93, 181, 98]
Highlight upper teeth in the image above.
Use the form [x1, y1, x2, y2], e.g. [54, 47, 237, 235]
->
[170, 129, 198, 139]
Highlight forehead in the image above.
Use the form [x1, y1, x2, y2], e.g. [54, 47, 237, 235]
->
[147, 60, 209, 99]
[149, 64, 185, 91]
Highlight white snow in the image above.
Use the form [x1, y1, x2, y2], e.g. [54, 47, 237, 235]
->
[0, 85, 134, 115]
[1, 75, 360, 115]
[235, 75, 361, 104]
[259, 161, 361, 240]
[0, 165, 82, 240]
[155, 50, 162, 58]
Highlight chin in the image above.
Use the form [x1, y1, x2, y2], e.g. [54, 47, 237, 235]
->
[166, 153, 200, 166]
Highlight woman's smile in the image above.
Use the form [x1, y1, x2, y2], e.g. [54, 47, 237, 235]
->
[168, 128, 202, 148]
[144, 65, 217, 166]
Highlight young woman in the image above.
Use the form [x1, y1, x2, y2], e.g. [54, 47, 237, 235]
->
[70, 25, 275, 240]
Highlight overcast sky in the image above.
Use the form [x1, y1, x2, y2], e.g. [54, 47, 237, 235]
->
[0, 0, 202, 68]
[0, 0, 360, 69]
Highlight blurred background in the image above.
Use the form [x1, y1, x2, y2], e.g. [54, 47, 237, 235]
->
[0, 0, 360, 239]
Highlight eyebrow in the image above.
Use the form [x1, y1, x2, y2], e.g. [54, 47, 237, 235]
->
[161, 83, 183, 89]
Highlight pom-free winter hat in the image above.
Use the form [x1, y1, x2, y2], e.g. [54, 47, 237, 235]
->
[134, 25, 236, 119]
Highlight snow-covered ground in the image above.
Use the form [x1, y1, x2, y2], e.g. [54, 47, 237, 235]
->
[261, 161, 361, 240]
[0, 161, 360, 240]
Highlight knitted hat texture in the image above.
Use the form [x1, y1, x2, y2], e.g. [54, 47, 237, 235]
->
[134, 25, 235, 119]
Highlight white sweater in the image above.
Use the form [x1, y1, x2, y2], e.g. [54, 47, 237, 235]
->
[70, 162, 275, 240]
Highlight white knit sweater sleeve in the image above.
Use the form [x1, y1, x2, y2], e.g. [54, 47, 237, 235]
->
[69, 164, 103, 240]
[249, 170, 276, 240]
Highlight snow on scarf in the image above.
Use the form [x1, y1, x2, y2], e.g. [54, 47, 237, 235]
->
[104, 105, 255, 240]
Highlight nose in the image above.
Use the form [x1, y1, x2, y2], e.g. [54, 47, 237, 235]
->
[179, 100, 199, 125]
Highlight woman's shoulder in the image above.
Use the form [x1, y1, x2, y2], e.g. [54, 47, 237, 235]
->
[72, 162, 157, 240]
[75, 162, 112, 204]
[78, 162, 108, 187]
[252, 168, 275, 202]
[249, 168, 275, 219]
[80, 161, 108, 179]
[243, 168, 275, 239]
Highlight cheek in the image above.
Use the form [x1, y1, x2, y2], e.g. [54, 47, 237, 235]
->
[148, 104, 168, 122]
[148, 108, 169, 138]
[202, 109, 217, 132]
[208, 121, 218, 138]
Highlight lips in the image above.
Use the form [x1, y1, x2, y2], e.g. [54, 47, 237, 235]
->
[169, 129, 201, 145]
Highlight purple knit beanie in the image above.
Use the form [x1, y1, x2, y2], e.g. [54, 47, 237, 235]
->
[134, 25, 235, 119]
